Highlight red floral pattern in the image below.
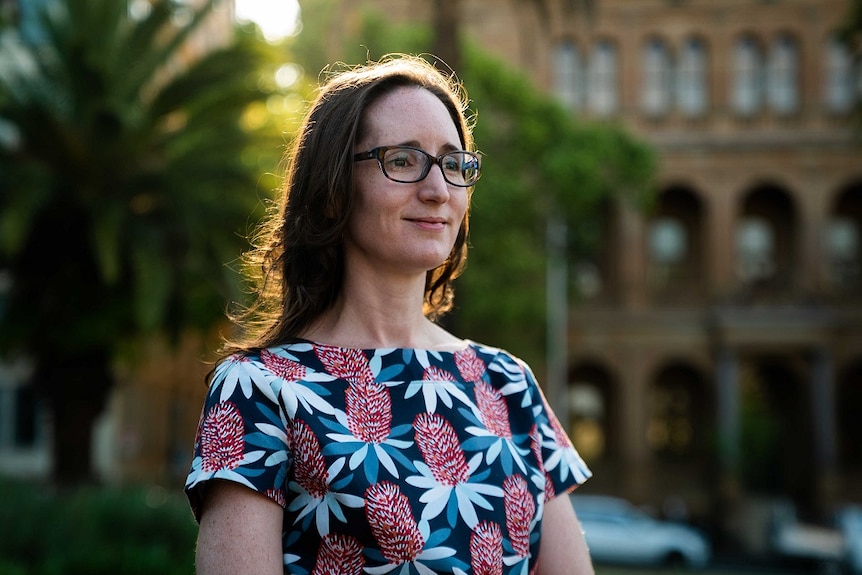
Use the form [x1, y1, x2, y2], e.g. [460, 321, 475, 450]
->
[476, 381, 513, 439]
[312, 533, 364, 575]
[414, 412, 470, 485]
[544, 474, 556, 501]
[345, 380, 392, 443]
[455, 346, 487, 383]
[365, 481, 425, 563]
[529, 424, 543, 473]
[471, 521, 504, 575]
[265, 487, 287, 509]
[200, 401, 245, 472]
[291, 418, 329, 498]
[316, 346, 374, 385]
[503, 474, 535, 558]
[423, 365, 456, 382]
[261, 348, 306, 381]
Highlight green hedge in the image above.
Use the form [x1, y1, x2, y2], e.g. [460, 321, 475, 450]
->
[0, 479, 198, 575]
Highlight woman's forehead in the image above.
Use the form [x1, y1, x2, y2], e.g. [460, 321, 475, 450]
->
[361, 86, 460, 145]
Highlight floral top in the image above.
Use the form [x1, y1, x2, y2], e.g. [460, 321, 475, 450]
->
[185, 341, 591, 575]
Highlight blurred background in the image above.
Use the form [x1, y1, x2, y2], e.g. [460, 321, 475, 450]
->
[0, 0, 860, 573]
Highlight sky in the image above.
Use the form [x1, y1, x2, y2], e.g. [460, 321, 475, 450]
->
[234, 0, 300, 42]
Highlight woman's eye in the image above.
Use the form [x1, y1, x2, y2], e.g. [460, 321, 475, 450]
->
[385, 153, 413, 170]
[442, 156, 460, 172]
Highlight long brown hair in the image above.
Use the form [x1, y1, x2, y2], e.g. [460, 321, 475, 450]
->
[226, 55, 477, 353]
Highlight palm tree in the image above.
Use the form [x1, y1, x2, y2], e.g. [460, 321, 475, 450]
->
[0, 0, 279, 484]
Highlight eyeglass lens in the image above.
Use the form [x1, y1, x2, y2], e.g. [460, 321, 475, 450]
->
[381, 147, 480, 186]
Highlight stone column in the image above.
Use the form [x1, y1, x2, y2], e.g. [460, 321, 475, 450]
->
[715, 346, 744, 544]
[618, 199, 646, 310]
[620, 348, 649, 501]
[709, 184, 737, 299]
[716, 347, 741, 485]
[546, 215, 569, 424]
[811, 347, 839, 513]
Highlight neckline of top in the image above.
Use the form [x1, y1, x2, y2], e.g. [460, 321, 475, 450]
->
[279, 337, 479, 355]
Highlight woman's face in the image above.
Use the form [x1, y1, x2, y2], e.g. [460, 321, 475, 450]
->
[347, 86, 468, 280]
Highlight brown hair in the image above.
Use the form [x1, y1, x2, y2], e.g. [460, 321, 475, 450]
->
[226, 55, 477, 352]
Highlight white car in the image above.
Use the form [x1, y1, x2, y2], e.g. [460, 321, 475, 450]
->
[571, 494, 711, 569]
[838, 505, 862, 574]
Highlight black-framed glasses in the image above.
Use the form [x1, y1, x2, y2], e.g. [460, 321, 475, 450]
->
[353, 146, 481, 187]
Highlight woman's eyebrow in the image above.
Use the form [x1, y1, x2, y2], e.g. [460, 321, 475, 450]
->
[394, 140, 461, 153]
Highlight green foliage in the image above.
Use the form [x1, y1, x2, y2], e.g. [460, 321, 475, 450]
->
[0, 0, 298, 482]
[292, 5, 431, 76]
[0, 0, 288, 357]
[0, 480, 198, 575]
[458, 45, 655, 362]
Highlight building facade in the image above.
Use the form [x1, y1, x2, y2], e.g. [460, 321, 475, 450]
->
[335, 0, 862, 539]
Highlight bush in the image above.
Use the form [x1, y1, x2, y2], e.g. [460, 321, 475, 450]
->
[0, 479, 198, 575]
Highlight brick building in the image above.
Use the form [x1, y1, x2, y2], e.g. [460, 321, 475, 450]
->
[330, 0, 862, 536]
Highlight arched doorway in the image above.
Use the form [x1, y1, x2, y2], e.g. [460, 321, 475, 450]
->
[647, 361, 714, 514]
[739, 356, 815, 512]
[568, 362, 618, 479]
[827, 181, 862, 300]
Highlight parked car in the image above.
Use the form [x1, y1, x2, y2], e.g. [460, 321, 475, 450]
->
[837, 505, 862, 575]
[771, 501, 862, 575]
[571, 494, 711, 569]
[771, 500, 845, 573]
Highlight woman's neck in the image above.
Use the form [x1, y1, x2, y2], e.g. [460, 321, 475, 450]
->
[300, 272, 452, 349]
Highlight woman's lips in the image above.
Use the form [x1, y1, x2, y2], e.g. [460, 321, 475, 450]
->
[407, 217, 446, 231]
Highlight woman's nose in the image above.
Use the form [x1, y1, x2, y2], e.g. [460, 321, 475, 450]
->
[418, 162, 451, 202]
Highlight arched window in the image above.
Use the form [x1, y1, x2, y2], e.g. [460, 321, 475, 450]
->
[767, 34, 799, 115]
[650, 218, 687, 264]
[554, 40, 586, 111]
[569, 362, 616, 464]
[569, 384, 606, 461]
[825, 37, 855, 113]
[737, 217, 775, 282]
[732, 35, 764, 116]
[588, 39, 619, 116]
[677, 37, 708, 116]
[642, 37, 673, 116]
[827, 218, 861, 287]
[828, 184, 862, 292]
[649, 217, 688, 292]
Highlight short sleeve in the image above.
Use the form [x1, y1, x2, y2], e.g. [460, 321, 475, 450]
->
[184, 354, 290, 521]
[522, 361, 592, 499]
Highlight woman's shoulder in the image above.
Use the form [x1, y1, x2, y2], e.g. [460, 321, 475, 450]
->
[208, 341, 318, 385]
[465, 341, 536, 380]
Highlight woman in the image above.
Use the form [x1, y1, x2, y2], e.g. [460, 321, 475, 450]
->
[185, 55, 594, 575]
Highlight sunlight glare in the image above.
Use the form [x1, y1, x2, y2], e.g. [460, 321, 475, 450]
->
[234, 0, 300, 42]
